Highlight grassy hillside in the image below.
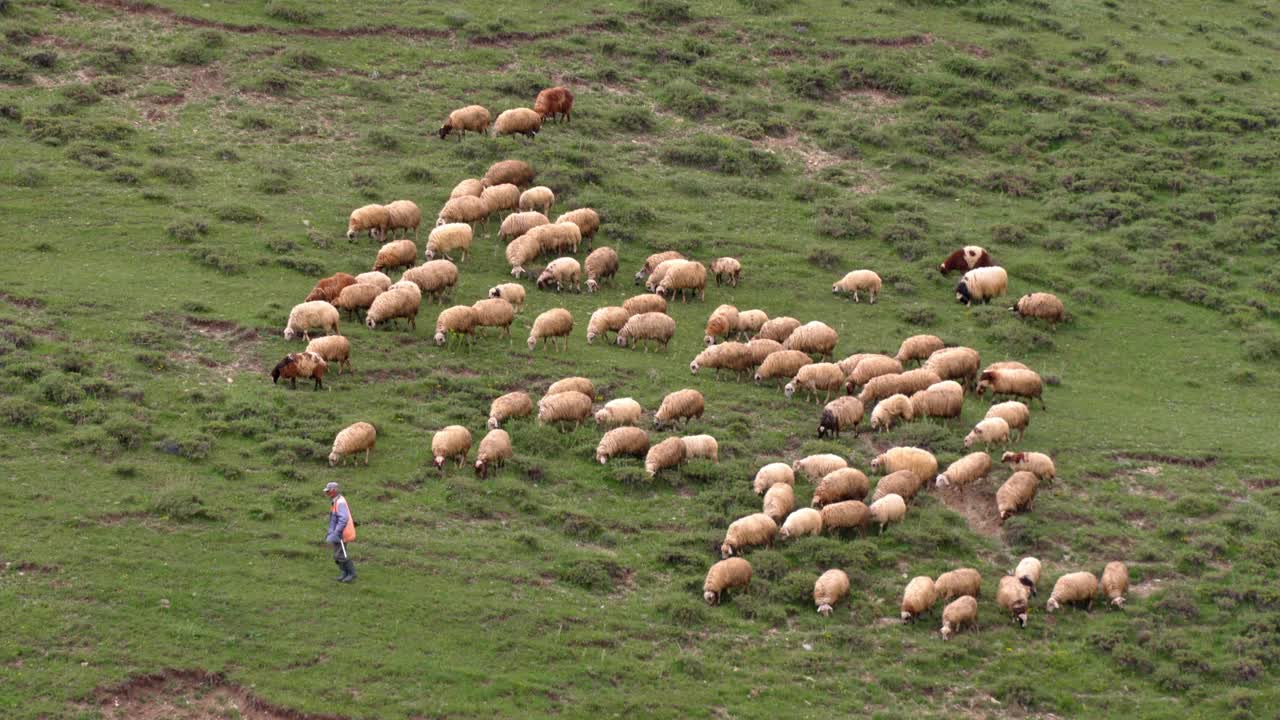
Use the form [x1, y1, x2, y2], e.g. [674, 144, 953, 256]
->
[2, 0, 1280, 717]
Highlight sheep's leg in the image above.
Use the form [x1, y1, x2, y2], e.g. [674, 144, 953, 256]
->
[364, 448, 370, 465]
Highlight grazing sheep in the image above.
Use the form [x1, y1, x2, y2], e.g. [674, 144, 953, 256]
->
[488, 391, 534, 430]
[483, 160, 535, 189]
[870, 447, 938, 482]
[820, 500, 870, 535]
[786, 362, 845, 403]
[584, 246, 619, 291]
[385, 200, 422, 239]
[935, 568, 983, 602]
[857, 369, 942, 406]
[870, 394, 914, 432]
[547, 377, 594, 398]
[616, 312, 676, 352]
[1101, 562, 1130, 608]
[845, 355, 905, 393]
[955, 266, 1009, 306]
[940, 596, 979, 640]
[645, 258, 686, 293]
[752, 462, 794, 495]
[537, 257, 582, 293]
[703, 557, 752, 605]
[814, 569, 851, 616]
[895, 334, 946, 366]
[347, 204, 390, 241]
[909, 380, 965, 423]
[505, 235, 542, 278]
[471, 298, 516, 338]
[425, 224, 472, 262]
[997, 575, 1031, 627]
[836, 353, 872, 377]
[402, 259, 459, 304]
[433, 305, 478, 347]
[596, 426, 650, 464]
[271, 351, 327, 390]
[1016, 557, 1042, 597]
[964, 417, 1011, 449]
[1001, 451, 1056, 482]
[473, 429, 513, 479]
[735, 309, 768, 339]
[754, 316, 801, 344]
[977, 369, 1046, 409]
[305, 273, 358, 304]
[793, 454, 848, 481]
[656, 261, 708, 303]
[284, 301, 340, 341]
[818, 396, 864, 439]
[533, 86, 574, 122]
[306, 335, 352, 374]
[783, 321, 838, 360]
[481, 183, 520, 217]
[537, 390, 593, 429]
[622, 293, 668, 316]
[938, 245, 993, 275]
[373, 239, 418, 273]
[1047, 572, 1099, 613]
[527, 308, 574, 351]
[329, 421, 376, 466]
[923, 346, 981, 390]
[436, 195, 490, 229]
[779, 507, 823, 541]
[487, 282, 526, 312]
[587, 306, 631, 345]
[901, 576, 938, 622]
[450, 179, 484, 199]
[689, 342, 754, 380]
[528, 222, 583, 256]
[557, 209, 601, 245]
[832, 269, 882, 304]
[868, 493, 907, 533]
[704, 304, 740, 346]
[811, 468, 870, 507]
[499, 211, 550, 242]
[645, 436, 686, 477]
[985, 401, 1030, 442]
[997, 471, 1039, 522]
[681, 434, 719, 462]
[871, 470, 925, 504]
[983, 360, 1031, 374]
[438, 105, 491, 140]
[634, 251, 685, 285]
[653, 389, 704, 430]
[710, 257, 742, 287]
[431, 425, 472, 474]
[754, 350, 812, 385]
[493, 107, 542, 139]
[354, 271, 391, 291]
[762, 483, 795, 524]
[1013, 292, 1066, 328]
[386, 280, 421, 301]
[936, 452, 992, 490]
[519, 186, 555, 214]
[333, 283, 383, 321]
[746, 338, 784, 367]
[595, 398, 643, 428]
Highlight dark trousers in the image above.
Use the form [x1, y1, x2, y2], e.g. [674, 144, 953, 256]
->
[332, 542, 348, 562]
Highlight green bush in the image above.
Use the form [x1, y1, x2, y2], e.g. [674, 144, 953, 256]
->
[660, 134, 781, 175]
[150, 163, 197, 187]
[556, 557, 622, 591]
[610, 105, 655, 133]
[656, 79, 718, 118]
[0, 57, 31, 84]
[14, 165, 47, 188]
[166, 218, 210, 243]
[816, 202, 872, 240]
[366, 129, 400, 151]
[639, 0, 692, 22]
[265, 0, 318, 23]
[150, 484, 216, 521]
[170, 42, 220, 66]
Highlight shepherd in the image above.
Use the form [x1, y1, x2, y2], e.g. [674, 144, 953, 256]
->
[323, 481, 357, 583]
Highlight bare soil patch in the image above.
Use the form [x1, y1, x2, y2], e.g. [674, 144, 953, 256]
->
[840, 33, 935, 48]
[1113, 452, 1218, 468]
[83, 669, 349, 720]
[937, 482, 1002, 537]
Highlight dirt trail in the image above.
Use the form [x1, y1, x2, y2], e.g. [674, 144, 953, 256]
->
[85, 669, 349, 720]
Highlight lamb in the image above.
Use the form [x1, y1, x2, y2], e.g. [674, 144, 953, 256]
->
[792, 454, 847, 481]
[935, 568, 983, 602]
[762, 483, 795, 524]
[681, 434, 719, 462]
[783, 321, 838, 360]
[655, 261, 708, 303]
[997, 575, 1031, 627]
[482, 159, 535, 188]
[385, 200, 422, 240]
[519, 186, 555, 214]
[689, 342, 753, 380]
[305, 335, 352, 374]
[436, 195, 489, 229]
[529, 222, 582, 256]
[814, 569, 851, 616]
[940, 596, 979, 640]
[373, 238, 418, 273]
[499, 211, 549, 242]
[746, 338, 784, 367]
[710, 257, 742, 287]
[305, 272, 358, 303]
[964, 417, 1011, 449]
[909, 381, 965, 423]
[594, 398, 643, 428]
[633, 251, 684, 284]
[785, 362, 845, 403]
[596, 426, 650, 464]
[354, 271, 391, 291]
[347, 204, 390, 241]
[616, 312, 676, 352]
[754, 316, 801, 344]
[1101, 561, 1130, 608]
[735, 309, 768, 339]
[438, 105, 491, 140]
[985, 402, 1030, 442]
[402, 259, 459, 304]
[329, 421, 376, 466]
[332, 283, 383, 321]
[645, 436, 686, 477]
[754, 350, 812, 385]
[811, 468, 870, 507]
[586, 306, 631, 345]
[779, 507, 823, 540]
[871, 470, 925, 503]
[622, 293, 668, 316]
[527, 308, 573, 351]
[857, 369, 942, 406]
[557, 209, 601, 247]
[870, 447, 938, 483]
[481, 183, 520, 217]
[271, 351, 327, 390]
[425, 223, 472, 262]
[547, 377, 594, 398]
[936, 452, 992, 490]
[820, 500, 870, 535]
[1013, 292, 1066, 328]
[471, 298, 515, 338]
[536, 257, 582, 293]
[487, 283, 526, 312]
[703, 557, 752, 605]
[977, 369, 1046, 409]
[584, 246, 618, 292]
[895, 334, 946, 366]
[472, 429, 513, 479]
[832, 269, 882, 304]
[284, 301, 340, 340]
[997, 472, 1039, 522]
[901, 576, 938, 621]
[1001, 451, 1056, 482]
[1015, 557, 1042, 596]
[450, 179, 484, 199]
[492, 107, 542, 139]
[533, 86, 574, 122]
[870, 394, 914, 432]
[431, 425, 472, 474]
[1046, 572, 1099, 612]
[923, 346, 981, 390]
[845, 355, 905, 393]
[433, 305, 478, 347]
[817, 396, 864, 439]
[938, 245, 993, 275]
[488, 391, 533, 430]
[955, 266, 1009, 306]
[653, 389, 704, 430]
[505, 235, 542, 278]
[704, 304, 740, 346]
[537, 390, 593, 428]
[752, 462, 794, 495]
[868, 493, 907, 533]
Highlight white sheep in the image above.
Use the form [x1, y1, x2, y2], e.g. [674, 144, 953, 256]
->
[1047, 572, 1099, 613]
[653, 388, 704, 430]
[779, 507, 823, 540]
[492, 107, 542, 139]
[536, 257, 582, 293]
[784, 362, 845, 403]
[680, 434, 719, 462]
[433, 305, 478, 347]
[431, 425, 472, 474]
[832, 269, 882, 304]
[283, 301, 340, 341]
[783, 321, 838, 360]
[703, 557, 752, 605]
[329, 422, 376, 466]
[488, 391, 533, 430]
[752, 462, 794, 495]
[474, 429, 513, 479]
[425, 223, 472, 262]
[901, 576, 937, 622]
[955, 266, 1009, 306]
[438, 105, 491, 140]
[527, 308, 573, 351]
[519, 186, 555, 214]
[487, 282, 526, 312]
[584, 246, 619, 292]
[814, 569, 850, 616]
[594, 398, 643, 428]
[586, 306, 632, 345]
[964, 417, 1011, 449]
[616, 312, 676, 352]
[936, 452, 992, 490]
[596, 426, 650, 464]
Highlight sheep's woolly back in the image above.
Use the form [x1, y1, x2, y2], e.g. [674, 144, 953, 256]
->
[587, 307, 631, 343]
[997, 576, 1031, 624]
[833, 269, 882, 296]
[499, 211, 550, 241]
[493, 107, 543, 136]
[956, 265, 1009, 305]
[475, 428, 513, 464]
[431, 425, 472, 462]
[812, 468, 871, 507]
[488, 283, 526, 310]
[735, 309, 768, 336]
[788, 363, 845, 399]
[819, 500, 870, 533]
[622, 294, 668, 316]
[1001, 451, 1056, 481]
[780, 507, 823, 540]
[347, 204, 390, 236]
[895, 334, 945, 364]
[996, 471, 1039, 520]
[1101, 562, 1130, 606]
[285, 301, 340, 339]
[984, 360, 1031, 374]
[547, 377, 595, 398]
[374, 239, 418, 272]
[755, 350, 812, 381]
[937, 452, 993, 488]
[1014, 292, 1065, 323]
[923, 346, 981, 385]
[426, 224, 473, 259]
[746, 338, 784, 366]
[755, 316, 801, 343]
[519, 186, 555, 212]
[901, 576, 937, 620]
[721, 513, 778, 557]
[645, 436, 687, 476]
[704, 304, 740, 343]
[596, 426, 650, 463]
[437, 195, 489, 225]
[869, 493, 907, 528]
[690, 342, 753, 375]
[654, 388, 704, 428]
[442, 105, 491, 136]
[703, 557, 752, 604]
[871, 446, 938, 482]
[557, 208, 601, 238]
[964, 417, 1011, 448]
[752, 462, 794, 495]
[434, 305, 478, 338]
[584, 246, 619, 286]
[680, 434, 719, 461]
[450, 178, 484, 199]
[985, 401, 1031, 436]
[848, 355, 904, 388]
[488, 392, 533, 429]
[505, 235, 542, 275]
[617, 312, 676, 348]
[529, 308, 574, 341]
[471, 298, 515, 332]
[762, 483, 795, 523]
[330, 422, 376, 463]
[818, 396, 865, 438]
[940, 595, 978, 638]
[334, 283, 383, 315]
[814, 569, 851, 615]
[871, 394, 914, 431]
[792, 453, 848, 480]
[1048, 572, 1099, 610]
[537, 390, 592, 425]
[656, 261, 708, 299]
[909, 382, 964, 421]
[783, 321, 838, 357]
[354, 271, 391, 290]
[306, 335, 352, 371]
[935, 568, 983, 601]
[481, 183, 520, 215]
[483, 159, 535, 188]
[594, 397, 643, 428]
[402, 259, 459, 296]
[871, 470, 924, 503]
[858, 369, 943, 406]
[1015, 557, 1042, 592]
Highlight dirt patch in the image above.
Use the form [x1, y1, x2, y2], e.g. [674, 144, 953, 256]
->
[937, 483, 1002, 537]
[0, 291, 45, 309]
[843, 88, 902, 108]
[83, 669, 349, 720]
[7, 561, 59, 574]
[1130, 577, 1165, 599]
[148, 313, 264, 377]
[840, 33, 934, 48]
[756, 132, 844, 175]
[1113, 453, 1218, 468]
[1245, 477, 1280, 490]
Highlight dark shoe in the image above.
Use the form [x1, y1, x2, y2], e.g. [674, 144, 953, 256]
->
[334, 560, 347, 581]
[339, 560, 357, 583]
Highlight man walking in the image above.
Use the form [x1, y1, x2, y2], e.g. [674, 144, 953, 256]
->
[323, 481, 357, 583]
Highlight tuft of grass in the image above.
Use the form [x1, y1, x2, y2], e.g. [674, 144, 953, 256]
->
[150, 162, 197, 187]
[265, 0, 318, 23]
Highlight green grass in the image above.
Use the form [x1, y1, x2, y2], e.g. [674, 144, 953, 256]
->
[3, 0, 1280, 717]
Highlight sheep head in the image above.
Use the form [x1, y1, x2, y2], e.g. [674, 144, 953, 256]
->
[328, 451, 341, 467]
[719, 543, 734, 559]
[703, 590, 719, 606]
[817, 604, 833, 617]
[1046, 597, 1060, 613]
[437, 125, 452, 140]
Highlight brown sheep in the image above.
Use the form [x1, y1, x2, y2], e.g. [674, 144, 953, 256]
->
[271, 351, 327, 390]
[534, 86, 574, 123]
